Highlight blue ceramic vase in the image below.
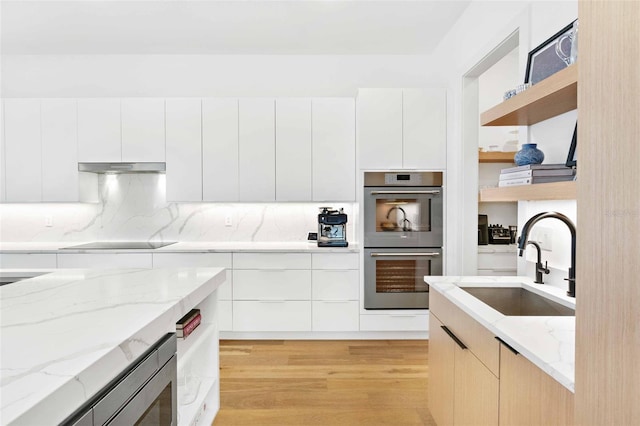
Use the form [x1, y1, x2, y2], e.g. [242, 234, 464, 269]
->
[514, 143, 545, 166]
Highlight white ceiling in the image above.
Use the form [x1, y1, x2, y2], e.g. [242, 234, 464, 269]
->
[1, 1, 471, 55]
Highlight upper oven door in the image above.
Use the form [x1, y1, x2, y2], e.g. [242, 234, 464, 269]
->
[364, 186, 443, 247]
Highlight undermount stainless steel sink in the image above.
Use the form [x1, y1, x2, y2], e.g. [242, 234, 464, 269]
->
[460, 286, 575, 316]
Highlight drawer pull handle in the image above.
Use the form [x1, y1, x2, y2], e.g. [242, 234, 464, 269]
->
[259, 300, 286, 303]
[495, 336, 519, 355]
[371, 190, 440, 195]
[441, 325, 467, 350]
[370, 252, 440, 257]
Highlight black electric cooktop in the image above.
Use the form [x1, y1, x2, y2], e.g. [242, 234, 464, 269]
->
[61, 241, 177, 250]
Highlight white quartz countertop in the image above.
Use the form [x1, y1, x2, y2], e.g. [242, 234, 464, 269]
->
[0, 267, 226, 425]
[0, 241, 359, 253]
[426, 276, 576, 392]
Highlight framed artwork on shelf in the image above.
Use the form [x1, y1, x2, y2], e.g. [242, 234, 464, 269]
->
[566, 123, 577, 168]
[525, 20, 576, 85]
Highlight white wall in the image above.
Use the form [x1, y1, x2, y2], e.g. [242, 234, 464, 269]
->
[1, 54, 443, 98]
[433, 0, 578, 281]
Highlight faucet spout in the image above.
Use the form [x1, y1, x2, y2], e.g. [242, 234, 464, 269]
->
[517, 212, 576, 297]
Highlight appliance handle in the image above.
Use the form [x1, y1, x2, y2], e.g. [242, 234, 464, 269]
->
[370, 252, 440, 257]
[370, 190, 440, 195]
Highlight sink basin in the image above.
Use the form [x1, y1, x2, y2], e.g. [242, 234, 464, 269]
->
[460, 286, 575, 316]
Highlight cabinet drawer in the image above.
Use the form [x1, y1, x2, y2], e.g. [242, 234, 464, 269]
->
[477, 252, 517, 269]
[218, 300, 233, 331]
[0, 253, 57, 268]
[152, 253, 232, 268]
[233, 301, 311, 331]
[57, 253, 153, 269]
[430, 290, 500, 376]
[359, 314, 428, 331]
[312, 301, 359, 331]
[233, 253, 311, 269]
[233, 270, 311, 300]
[312, 270, 359, 300]
[312, 253, 359, 270]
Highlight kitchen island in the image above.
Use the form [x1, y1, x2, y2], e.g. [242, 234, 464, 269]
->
[0, 267, 226, 426]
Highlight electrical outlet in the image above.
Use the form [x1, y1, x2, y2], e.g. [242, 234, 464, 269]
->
[537, 226, 553, 251]
[44, 215, 53, 227]
[224, 214, 233, 227]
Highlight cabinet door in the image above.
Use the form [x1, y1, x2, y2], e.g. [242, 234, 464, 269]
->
[238, 99, 275, 201]
[403, 88, 446, 170]
[77, 99, 121, 162]
[4, 99, 41, 202]
[275, 98, 312, 201]
[166, 99, 202, 201]
[121, 98, 165, 162]
[499, 344, 574, 426]
[454, 344, 499, 426]
[428, 314, 455, 426]
[202, 98, 239, 201]
[356, 89, 402, 170]
[0, 101, 5, 201]
[41, 99, 80, 202]
[57, 253, 153, 268]
[312, 98, 356, 201]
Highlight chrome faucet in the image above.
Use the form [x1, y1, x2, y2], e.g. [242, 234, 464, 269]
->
[526, 241, 550, 284]
[517, 212, 576, 297]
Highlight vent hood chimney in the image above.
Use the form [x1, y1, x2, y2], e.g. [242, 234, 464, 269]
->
[78, 162, 166, 174]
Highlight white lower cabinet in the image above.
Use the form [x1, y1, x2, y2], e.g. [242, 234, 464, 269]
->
[217, 300, 233, 331]
[0, 253, 57, 269]
[57, 253, 153, 269]
[233, 301, 312, 332]
[312, 270, 359, 300]
[233, 270, 311, 300]
[312, 301, 359, 331]
[359, 314, 429, 331]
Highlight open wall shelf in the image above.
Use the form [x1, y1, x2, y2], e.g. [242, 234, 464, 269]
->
[479, 151, 515, 163]
[480, 65, 577, 126]
[480, 181, 576, 202]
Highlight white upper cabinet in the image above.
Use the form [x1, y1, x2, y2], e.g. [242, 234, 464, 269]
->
[357, 89, 403, 169]
[275, 98, 312, 201]
[202, 98, 239, 202]
[0, 102, 4, 202]
[41, 99, 88, 202]
[403, 88, 446, 170]
[357, 88, 447, 170]
[312, 98, 356, 202]
[4, 99, 42, 202]
[238, 98, 275, 202]
[77, 99, 121, 162]
[121, 98, 166, 162]
[166, 99, 202, 202]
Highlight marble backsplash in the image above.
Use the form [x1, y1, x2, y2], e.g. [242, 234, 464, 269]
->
[0, 174, 358, 243]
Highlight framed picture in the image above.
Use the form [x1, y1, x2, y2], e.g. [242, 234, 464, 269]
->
[525, 20, 576, 85]
[566, 123, 577, 167]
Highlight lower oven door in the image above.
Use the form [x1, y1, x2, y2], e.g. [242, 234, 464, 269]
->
[364, 248, 442, 309]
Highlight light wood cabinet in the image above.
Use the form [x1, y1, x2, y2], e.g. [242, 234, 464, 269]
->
[165, 98, 202, 202]
[428, 314, 455, 426]
[202, 98, 239, 202]
[77, 98, 121, 162]
[239, 98, 276, 202]
[275, 98, 312, 201]
[357, 88, 446, 170]
[311, 98, 356, 201]
[499, 344, 574, 426]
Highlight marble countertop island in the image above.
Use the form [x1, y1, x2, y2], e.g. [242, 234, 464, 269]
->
[426, 276, 576, 392]
[0, 267, 226, 425]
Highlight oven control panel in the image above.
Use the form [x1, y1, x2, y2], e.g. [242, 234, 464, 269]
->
[384, 173, 423, 185]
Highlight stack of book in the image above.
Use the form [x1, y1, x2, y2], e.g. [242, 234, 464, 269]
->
[176, 308, 202, 339]
[499, 164, 576, 187]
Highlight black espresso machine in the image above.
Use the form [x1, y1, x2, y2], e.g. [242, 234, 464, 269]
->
[318, 207, 348, 247]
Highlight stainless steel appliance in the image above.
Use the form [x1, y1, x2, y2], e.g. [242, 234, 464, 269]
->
[78, 162, 166, 174]
[61, 241, 177, 250]
[364, 172, 443, 248]
[62, 333, 177, 426]
[364, 172, 444, 309]
[318, 207, 348, 247]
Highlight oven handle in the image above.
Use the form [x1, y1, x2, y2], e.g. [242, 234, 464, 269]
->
[370, 190, 440, 195]
[370, 252, 440, 257]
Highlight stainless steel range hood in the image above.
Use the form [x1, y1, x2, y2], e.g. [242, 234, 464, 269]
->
[78, 162, 166, 174]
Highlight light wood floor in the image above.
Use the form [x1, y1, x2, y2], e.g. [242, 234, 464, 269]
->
[212, 340, 436, 426]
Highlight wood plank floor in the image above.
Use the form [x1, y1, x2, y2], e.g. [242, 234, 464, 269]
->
[212, 340, 436, 426]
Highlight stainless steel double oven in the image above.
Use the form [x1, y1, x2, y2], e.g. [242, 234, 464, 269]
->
[364, 172, 443, 309]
